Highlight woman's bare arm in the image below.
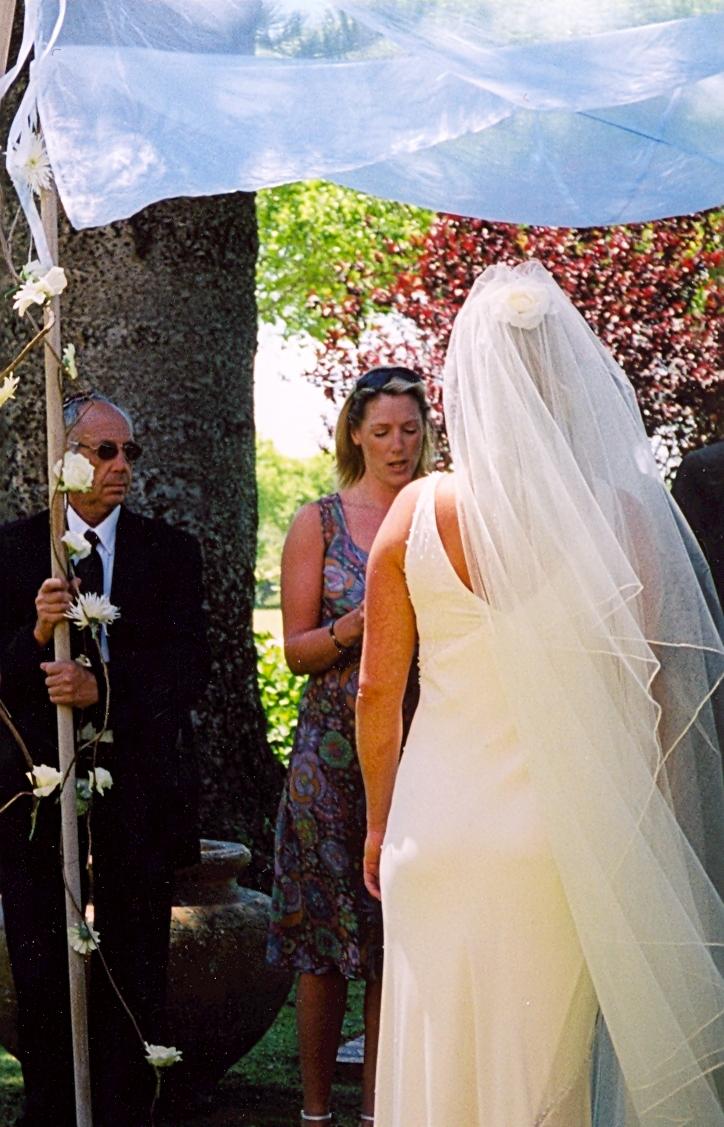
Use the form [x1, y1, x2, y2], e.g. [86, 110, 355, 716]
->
[281, 502, 364, 676]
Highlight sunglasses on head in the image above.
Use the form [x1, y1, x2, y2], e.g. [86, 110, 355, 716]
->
[354, 367, 423, 393]
[69, 440, 142, 463]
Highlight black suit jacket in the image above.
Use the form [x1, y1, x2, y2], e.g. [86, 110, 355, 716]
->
[672, 441, 724, 605]
[0, 506, 210, 871]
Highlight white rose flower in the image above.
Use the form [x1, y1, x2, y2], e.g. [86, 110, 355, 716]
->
[68, 920, 100, 955]
[12, 264, 67, 317]
[26, 763, 63, 798]
[39, 266, 68, 298]
[0, 374, 19, 408]
[61, 529, 91, 561]
[88, 767, 113, 794]
[144, 1043, 183, 1069]
[9, 130, 53, 195]
[490, 280, 552, 331]
[66, 593, 121, 633]
[53, 451, 95, 493]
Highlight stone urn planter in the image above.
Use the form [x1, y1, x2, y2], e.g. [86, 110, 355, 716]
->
[0, 838, 293, 1097]
[164, 838, 292, 1098]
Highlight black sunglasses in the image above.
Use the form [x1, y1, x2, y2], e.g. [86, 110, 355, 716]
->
[70, 440, 142, 463]
[354, 367, 423, 393]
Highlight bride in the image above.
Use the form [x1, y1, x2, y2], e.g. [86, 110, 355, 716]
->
[356, 262, 723, 1126]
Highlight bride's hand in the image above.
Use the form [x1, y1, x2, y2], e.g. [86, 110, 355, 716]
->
[363, 827, 384, 901]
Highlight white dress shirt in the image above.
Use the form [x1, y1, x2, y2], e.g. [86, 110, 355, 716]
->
[66, 503, 121, 661]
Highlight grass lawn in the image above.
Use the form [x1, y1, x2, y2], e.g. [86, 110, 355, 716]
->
[0, 981, 365, 1126]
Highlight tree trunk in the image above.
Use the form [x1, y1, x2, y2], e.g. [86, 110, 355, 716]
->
[1, 177, 281, 888]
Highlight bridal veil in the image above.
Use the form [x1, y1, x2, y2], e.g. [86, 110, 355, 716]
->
[443, 261, 724, 1125]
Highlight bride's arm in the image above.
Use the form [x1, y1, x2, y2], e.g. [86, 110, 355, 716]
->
[357, 483, 421, 900]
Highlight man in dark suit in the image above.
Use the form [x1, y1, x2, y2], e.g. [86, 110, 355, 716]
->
[0, 392, 210, 1126]
[672, 439, 724, 607]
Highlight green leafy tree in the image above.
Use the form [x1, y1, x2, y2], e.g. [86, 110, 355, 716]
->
[256, 438, 336, 606]
[256, 182, 721, 477]
[254, 440, 336, 768]
[308, 210, 723, 474]
[256, 181, 431, 339]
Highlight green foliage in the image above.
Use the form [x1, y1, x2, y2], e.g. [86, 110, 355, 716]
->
[255, 632, 305, 766]
[312, 208, 723, 470]
[256, 180, 431, 339]
[0, 1048, 21, 1124]
[255, 437, 336, 607]
[254, 438, 336, 762]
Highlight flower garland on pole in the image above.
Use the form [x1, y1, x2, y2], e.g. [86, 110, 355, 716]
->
[39, 177, 94, 1127]
[0, 99, 94, 1118]
[1, 20, 183, 1120]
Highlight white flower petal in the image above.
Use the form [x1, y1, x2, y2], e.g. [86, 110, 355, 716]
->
[62, 343, 79, 381]
[12, 265, 67, 317]
[66, 593, 121, 631]
[10, 131, 53, 195]
[144, 1042, 183, 1068]
[88, 767, 113, 794]
[26, 763, 63, 798]
[21, 259, 42, 280]
[61, 529, 92, 560]
[55, 451, 95, 493]
[490, 281, 552, 331]
[40, 266, 68, 297]
[12, 281, 46, 317]
[68, 921, 100, 954]
[0, 374, 19, 408]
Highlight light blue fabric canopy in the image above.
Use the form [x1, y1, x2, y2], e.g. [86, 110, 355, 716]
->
[4, 0, 724, 239]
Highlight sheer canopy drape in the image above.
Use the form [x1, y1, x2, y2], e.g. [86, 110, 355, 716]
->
[4, 0, 724, 241]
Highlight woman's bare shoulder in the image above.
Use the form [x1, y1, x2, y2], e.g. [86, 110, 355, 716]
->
[283, 497, 325, 554]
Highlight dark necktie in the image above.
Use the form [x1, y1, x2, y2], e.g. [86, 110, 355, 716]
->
[75, 529, 104, 597]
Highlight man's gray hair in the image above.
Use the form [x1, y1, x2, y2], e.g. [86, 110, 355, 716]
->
[63, 391, 133, 433]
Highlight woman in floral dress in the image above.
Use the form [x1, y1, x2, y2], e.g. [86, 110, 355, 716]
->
[267, 368, 432, 1127]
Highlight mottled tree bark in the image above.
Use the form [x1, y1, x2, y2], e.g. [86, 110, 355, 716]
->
[1, 166, 281, 887]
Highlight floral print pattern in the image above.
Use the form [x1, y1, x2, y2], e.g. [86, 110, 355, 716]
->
[267, 494, 382, 980]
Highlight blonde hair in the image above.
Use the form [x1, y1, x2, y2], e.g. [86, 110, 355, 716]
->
[334, 372, 434, 488]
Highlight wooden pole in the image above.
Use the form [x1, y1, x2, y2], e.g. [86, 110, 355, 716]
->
[41, 184, 93, 1127]
[0, 0, 15, 78]
[3, 8, 91, 1122]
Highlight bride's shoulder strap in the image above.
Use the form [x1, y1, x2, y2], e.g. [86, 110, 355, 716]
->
[405, 472, 442, 557]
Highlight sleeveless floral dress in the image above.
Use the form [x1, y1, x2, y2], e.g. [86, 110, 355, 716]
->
[266, 493, 382, 979]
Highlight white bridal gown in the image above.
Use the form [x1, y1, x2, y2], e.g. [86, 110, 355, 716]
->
[376, 476, 598, 1127]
